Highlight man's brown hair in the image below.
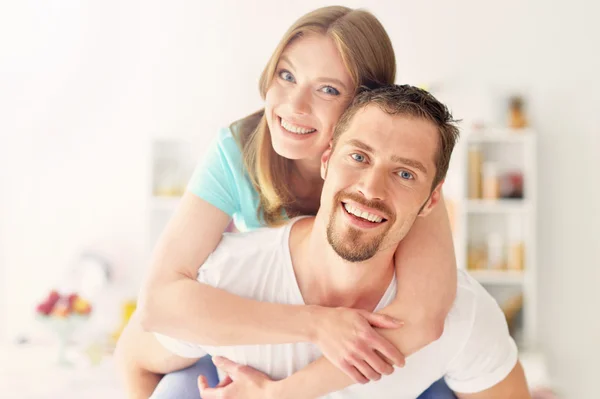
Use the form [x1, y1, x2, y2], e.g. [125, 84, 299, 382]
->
[332, 84, 460, 190]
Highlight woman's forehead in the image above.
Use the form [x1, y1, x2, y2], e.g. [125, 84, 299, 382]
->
[279, 33, 353, 86]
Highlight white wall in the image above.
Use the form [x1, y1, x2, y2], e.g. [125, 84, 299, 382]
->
[1, 0, 599, 397]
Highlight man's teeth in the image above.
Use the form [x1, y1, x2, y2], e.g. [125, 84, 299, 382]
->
[343, 203, 384, 223]
[281, 118, 316, 134]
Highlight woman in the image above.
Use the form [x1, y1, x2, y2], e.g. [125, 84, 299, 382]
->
[138, 5, 457, 398]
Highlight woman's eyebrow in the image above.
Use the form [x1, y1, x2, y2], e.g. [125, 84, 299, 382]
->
[278, 55, 294, 70]
[279, 55, 348, 91]
[316, 76, 348, 91]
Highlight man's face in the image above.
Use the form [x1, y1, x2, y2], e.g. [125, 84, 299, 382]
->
[320, 105, 443, 262]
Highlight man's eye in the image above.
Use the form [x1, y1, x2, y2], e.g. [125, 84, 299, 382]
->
[279, 70, 295, 83]
[351, 153, 365, 162]
[398, 170, 414, 180]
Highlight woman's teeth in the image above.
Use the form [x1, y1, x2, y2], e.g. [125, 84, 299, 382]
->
[343, 203, 384, 223]
[280, 118, 316, 134]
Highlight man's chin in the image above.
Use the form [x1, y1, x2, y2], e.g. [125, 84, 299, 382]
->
[327, 220, 384, 262]
[330, 239, 379, 263]
[333, 247, 376, 263]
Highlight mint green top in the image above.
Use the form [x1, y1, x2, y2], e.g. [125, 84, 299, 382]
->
[187, 127, 263, 232]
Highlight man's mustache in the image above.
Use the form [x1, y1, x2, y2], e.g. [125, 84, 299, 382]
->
[336, 191, 394, 221]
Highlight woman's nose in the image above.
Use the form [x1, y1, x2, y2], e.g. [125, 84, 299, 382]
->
[288, 86, 311, 115]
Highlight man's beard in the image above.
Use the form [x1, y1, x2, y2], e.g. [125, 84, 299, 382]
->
[326, 191, 393, 263]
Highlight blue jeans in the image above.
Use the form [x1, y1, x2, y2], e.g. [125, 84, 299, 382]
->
[151, 355, 220, 399]
[418, 378, 458, 399]
[151, 356, 457, 399]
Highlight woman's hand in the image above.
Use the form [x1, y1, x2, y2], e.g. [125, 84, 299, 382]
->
[312, 306, 405, 383]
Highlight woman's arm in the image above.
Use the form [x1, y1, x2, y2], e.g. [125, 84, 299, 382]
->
[140, 193, 455, 341]
[206, 301, 445, 399]
[391, 193, 457, 336]
[138, 191, 319, 344]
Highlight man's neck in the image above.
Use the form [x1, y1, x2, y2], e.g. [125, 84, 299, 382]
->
[289, 216, 395, 311]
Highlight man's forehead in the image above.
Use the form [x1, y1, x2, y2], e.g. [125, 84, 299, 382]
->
[348, 105, 390, 127]
[339, 105, 438, 169]
[343, 106, 436, 142]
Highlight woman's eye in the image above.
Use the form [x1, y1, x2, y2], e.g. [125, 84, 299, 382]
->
[279, 70, 295, 83]
[398, 170, 414, 180]
[320, 86, 340, 96]
[351, 153, 365, 163]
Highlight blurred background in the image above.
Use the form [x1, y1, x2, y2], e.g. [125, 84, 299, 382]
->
[0, 1, 599, 398]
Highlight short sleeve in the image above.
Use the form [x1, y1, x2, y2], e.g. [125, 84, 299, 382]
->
[154, 332, 208, 359]
[187, 128, 242, 217]
[444, 284, 519, 393]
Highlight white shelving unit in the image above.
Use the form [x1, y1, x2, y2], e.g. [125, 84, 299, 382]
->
[147, 138, 199, 254]
[452, 128, 537, 350]
[464, 199, 531, 213]
[468, 269, 525, 285]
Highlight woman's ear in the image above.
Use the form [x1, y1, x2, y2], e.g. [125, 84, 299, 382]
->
[321, 144, 333, 180]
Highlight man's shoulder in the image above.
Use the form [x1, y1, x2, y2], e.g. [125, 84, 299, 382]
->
[440, 271, 518, 393]
[196, 221, 304, 305]
[444, 270, 506, 337]
[438, 270, 514, 368]
[455, 269, 491, 303]
[212, 223, 291, 261]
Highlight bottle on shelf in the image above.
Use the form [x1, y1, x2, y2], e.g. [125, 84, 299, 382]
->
[468, 144, 483, 199]
[482, 162, 501, 200]
[507, 218, 526, 271]
[487, 232, 505, 270]
[467, 241, 487, 271]
[508, 95, 528, 129]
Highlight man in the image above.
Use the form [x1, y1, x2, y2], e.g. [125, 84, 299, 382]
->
[117, 85, 530, 398]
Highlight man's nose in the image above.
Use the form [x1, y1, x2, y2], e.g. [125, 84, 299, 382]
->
[357, 168, 387, 201]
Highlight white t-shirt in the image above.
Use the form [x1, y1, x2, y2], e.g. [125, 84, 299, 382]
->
[156, 220, 518, 398]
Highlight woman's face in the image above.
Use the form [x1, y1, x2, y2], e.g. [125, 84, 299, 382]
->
[265, 33, 355, 162]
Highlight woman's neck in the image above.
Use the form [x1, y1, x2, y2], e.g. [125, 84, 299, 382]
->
[289, 157, 324, 214]
[292, 157, 322, 185]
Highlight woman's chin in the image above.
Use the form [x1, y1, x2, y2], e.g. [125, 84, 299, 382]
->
[269, 120, 328, 161]
[272, 142, 310, 160]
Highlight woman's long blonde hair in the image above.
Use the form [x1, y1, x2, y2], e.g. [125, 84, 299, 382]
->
[231, 6, 396, 226]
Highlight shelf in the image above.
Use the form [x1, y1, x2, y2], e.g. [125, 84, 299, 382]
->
[455, 123, 537, 348]
[466, 128, 535, 143]
[465, 199, 529, 213]
[468, 269, 525, 285]
[149, 196, 181, 210]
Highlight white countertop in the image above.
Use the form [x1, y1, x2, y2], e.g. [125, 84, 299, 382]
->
[0, 344, 124, 399]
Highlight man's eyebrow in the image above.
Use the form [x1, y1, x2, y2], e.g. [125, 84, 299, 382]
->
[391, 155, 428, 175]
[347, 139, 374, 153]
[347, 138, 428, 175]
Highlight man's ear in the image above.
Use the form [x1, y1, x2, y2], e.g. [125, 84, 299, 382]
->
[321, 143, 333, 180]
[419, 180, 444, 217]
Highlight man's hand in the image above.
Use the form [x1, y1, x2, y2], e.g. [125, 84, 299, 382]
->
[312, 306, 405, 383]
[197, 356, 277, 399]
